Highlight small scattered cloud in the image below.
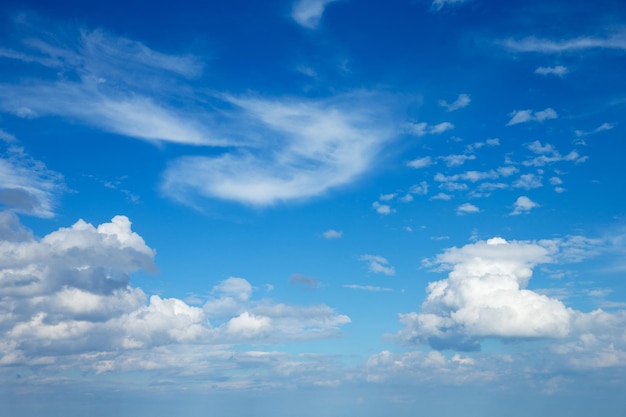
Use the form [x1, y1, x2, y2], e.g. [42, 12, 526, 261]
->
[359, 254, 396, 276]
[535, 66, 568, 77]
[373, 201, 393, 215]
[430, 192, 452, 201]
[343, 284, 392, 292]
[407, 156, 434, 169]
[523, 141, 586, 167]
[291, 0, 339, 29]
[513, 173, 543, 190]
[404, 122, 454, 137]
[510, 196, 539, 215]
[379, 193, 397, 201]
[456, 203, 480, 214]
[289, 273, 320, 288]
[431, 0, 470, 12]
[440, 154, 476, 167]
[507, 108, 557, 126]
[575, 122, 615, 138]
[322, 229, 343, 239]
[438, 94, 471, 112]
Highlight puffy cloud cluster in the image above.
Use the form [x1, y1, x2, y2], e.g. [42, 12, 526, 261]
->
[398, 238, 570, 350]
[0, 215, 350, 371]
[507, 108, 557, 126]
[397, 238, 626, 358]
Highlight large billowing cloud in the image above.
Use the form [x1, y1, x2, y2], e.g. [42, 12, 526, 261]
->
[397, 237, 626, 353]
[0, 214, 350, 371]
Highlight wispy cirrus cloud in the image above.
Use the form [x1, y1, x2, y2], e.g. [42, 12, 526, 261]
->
[431, 0, 470, 12]
[162, 93, 396, 206]
[535, 65, 568, 77]
[438, 93, 471, 112]
[0, 17, 213, 147]
[360, 254, 396, 276]
[500, 30, 626, 53]
[0, 138, 65, 218]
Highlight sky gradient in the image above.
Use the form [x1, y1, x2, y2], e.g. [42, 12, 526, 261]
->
[1, 0, 626, 416]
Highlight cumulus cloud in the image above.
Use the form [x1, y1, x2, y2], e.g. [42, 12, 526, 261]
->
[513, 173, 543, 189]
[291, 0, 339, 29]
[456, 203, 479, 214]
[322, 229, 343, 239]
[0, 216, 350, 369]
[397, 238, 572, 350]
[372, 201, 393, 215]
[535, 65, 568, 77]
[360, 255, 395, 276]
[397, 237, 626, 357]
[510, 196, 539, 215]
[507, 108, 557, 126]
[0, 141, 65, 218]
[438, 94, 471, 112]
[404, 122, 454, 137]
[407, 156, 434, 169]
[440, 154, 476, 167]
[522, 141, 586, 167]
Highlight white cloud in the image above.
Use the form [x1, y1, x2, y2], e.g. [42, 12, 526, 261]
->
[431, 0, 470, 12]
[162, 93, 396, 206]
[405, 122, 454, 137]
[440, 154, 476, 167]
[0, 20, 213, 147]
[0, 142, 65, 218]
[291, 0, 339, 29]
[343, 284, 393, 292]
[0, 216, 351, 369]
[360, 254, 396, 276]
[379, 193, 397, 201]
[535, 65, 568, 77]
[523, 141, 586, 167]
[456, 203, 479, 214]
[575, 122, 615, 137]
[407, 156, 434, 169]
[430, 192, 452, 201]
[408, 181, 429, 195]
[500, 31, 626, 53]
[513, 173, 543, 189]
[322, 229, 343, 239]
[398, 238, 571, 350]
[439, 94, 471, 112]
[510, 196, 539, 215]
[372, 201, 393, 215]
[507, 108, 557, 126]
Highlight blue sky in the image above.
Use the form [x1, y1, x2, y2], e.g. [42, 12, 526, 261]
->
[1, 0, 626, 415]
